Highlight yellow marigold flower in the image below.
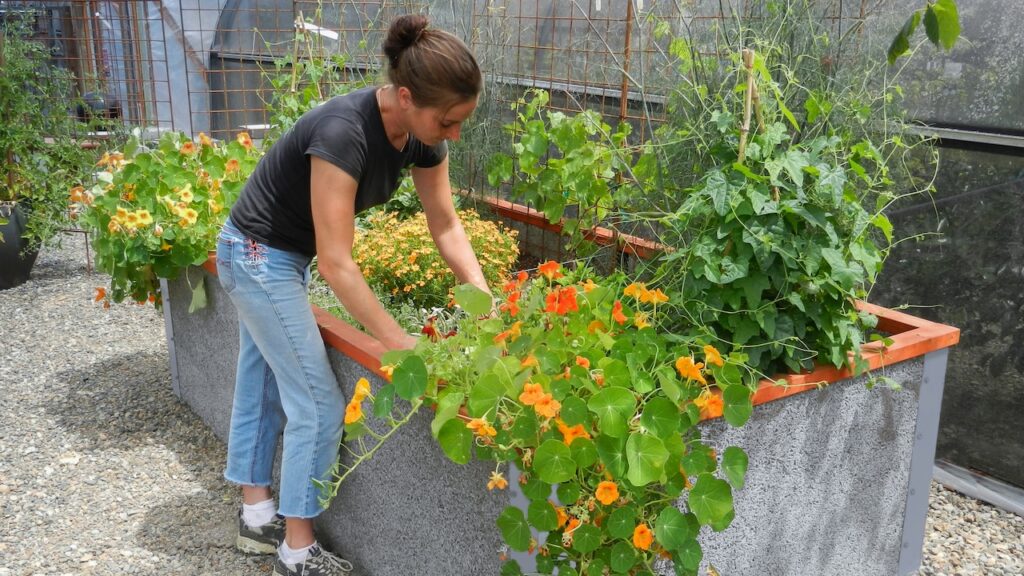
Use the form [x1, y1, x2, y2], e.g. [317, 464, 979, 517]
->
[487, 471, 508, 491]
[179, 141, 196, 155]
[519, 382, 546, 406]
[634, 311, 651, 329]
[632, 523, 654, 550]
[675, 355, 707, 385]
[236, 132, 253, 149]
[534, 395, 561, 419]
[595, 480, 619, 505]
[344, 399, 363, 424]
[704, 344, 725, 367]
[353, 377, 372, 402]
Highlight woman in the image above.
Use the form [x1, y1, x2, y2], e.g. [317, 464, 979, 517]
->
[215, 14, 490, 576]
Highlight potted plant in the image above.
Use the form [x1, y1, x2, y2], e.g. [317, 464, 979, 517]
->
[0, 12, 94, 288]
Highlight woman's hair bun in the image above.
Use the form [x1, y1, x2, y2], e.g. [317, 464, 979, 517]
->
[383, 14, 429, 67]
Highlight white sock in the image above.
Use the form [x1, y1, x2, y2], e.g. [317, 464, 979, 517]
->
[278, 540, 315, 565]
[241, 498, 277, 528]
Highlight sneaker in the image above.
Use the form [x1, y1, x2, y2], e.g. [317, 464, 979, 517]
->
[273, 544, 355, 576]
[236, 510, 285, 555]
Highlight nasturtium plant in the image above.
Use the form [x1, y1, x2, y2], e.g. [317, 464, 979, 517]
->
[75, 131, 261, 307]
[323, 262, 755, 576]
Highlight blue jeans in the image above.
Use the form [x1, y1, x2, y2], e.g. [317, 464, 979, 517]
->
[216, 217, 345, 518]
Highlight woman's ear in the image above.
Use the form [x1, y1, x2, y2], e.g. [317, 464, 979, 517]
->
[396, 86, 415, 110]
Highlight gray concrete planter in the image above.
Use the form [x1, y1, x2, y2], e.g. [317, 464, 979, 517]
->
[162, 261, 959, 576]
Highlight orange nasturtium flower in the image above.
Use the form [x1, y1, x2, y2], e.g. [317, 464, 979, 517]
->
[595, 480, 619, 505]
[344, 399, 363, 425]
[641, 288, 669, 305]
[633, 523, 654, 550]
[587, 319, 607, 334]
[693, 389, 724, 419]
[224, 158, 240, 174]
[633, 311, 651, 329]
[353, 377, 372, 402]
[556, 419, 590, 446]
[538, 260, 563, 280]
[611, 300, 627, 325]
[487, 471, 508, 491]
[555, 506, 569, 528]
[179, 141, 196, 155]
[704, 344, 725, 367]
[378, 364, 395, 382]
[534, 395, 561, 419]
[520, 354, 539, 368]
[236, 131, 254, 149]
[623, 282, 646, 298]
[675, 356, 707, 385]
[94, 287, 107, 302]
[575, 356, 591, 369]
[69, 186, 85, 203]
[519, 383, 546, 406]
[198, 132, 213, 147]
[466, 417, 498, 438]
[565, 517, 581, 534]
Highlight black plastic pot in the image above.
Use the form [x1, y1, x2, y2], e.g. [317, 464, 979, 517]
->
[0, 202, 40, 289]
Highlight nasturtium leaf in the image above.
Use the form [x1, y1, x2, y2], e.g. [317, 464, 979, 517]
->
[609, 541, 637, 573]
[468, 373, 504, 417]
[607, 505, 637, 540]
[625, 433, 669, 487]
[570, 437, 599, 468]
[437, 419, 473, 465]
[640, 397, 680, 438]
[676, 537, 703, 571]
[655, 506, 695, 551]
[500, 559, 523, 576]
[723, 384, 753, 427]
[393, 354, 428, 401]
[535, 553, 555, 574]
[497, 506, 532, 551]
[430, 391, 465, 438]
[572, 524, 603, 554]
[559, 396, 589, 426]
[510, 412, 538, 445]
[534, 440, 577, 484]
[887, 10, 921, 64]
[599, 358, 631, 388]
[557, 482, 581, 506]
[656, 365, 682, 403]
[588, 387, 635, 438]
[522, 476, 553, 501]
[372, 384, 395, 418]
[491, 356, 524, 396]
[595, 434, 628, 478]
[710, 507, 735, 532]
[188, 276, 207, 312]
[454, 283, 493, 317]
[721, 446, 749, 489]
[585, 558, 607, 576]
[688, 474, 734, 527]
[528, 500, 559, 531]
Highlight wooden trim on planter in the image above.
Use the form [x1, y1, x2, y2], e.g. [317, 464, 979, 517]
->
[202, 239, 960, 418]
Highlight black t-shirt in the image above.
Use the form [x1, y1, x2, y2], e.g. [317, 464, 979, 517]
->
[229, 86, 448, 256]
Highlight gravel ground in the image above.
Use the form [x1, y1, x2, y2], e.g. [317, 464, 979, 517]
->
[0, 235, 1021, 576]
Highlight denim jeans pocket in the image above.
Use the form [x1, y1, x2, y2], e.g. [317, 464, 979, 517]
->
[216, 236, 238, 294]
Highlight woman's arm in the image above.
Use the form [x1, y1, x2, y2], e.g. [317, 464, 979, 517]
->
[311, 156, 417, 350]
[412, 157, 493, 298]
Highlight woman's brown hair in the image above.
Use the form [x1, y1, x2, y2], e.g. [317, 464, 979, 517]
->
[382, 14, 482, 110]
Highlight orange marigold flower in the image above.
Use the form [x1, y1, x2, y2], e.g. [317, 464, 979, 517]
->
[487, 471, 508, 490]
[519, 382, 546, 406]
[632, 523, 654, 550]
[236, 132, 253, 149]
[344, 399, 363, 424]
[693, 389, 724, 419]
[575, 356, 590, 369]
[533, 395, 561, 419]
[611, 300, 627, 325]
[94, 287, 107, 302]
[675, 355, 707, 384]
[595, 480, 619, 505]
[704, 344, 725, 367]
[353, 377, 372, 402]
[538, 260, 563, 280]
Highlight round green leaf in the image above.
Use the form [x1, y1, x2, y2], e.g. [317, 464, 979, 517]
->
[595, 434, 627, 479]
[625, 433, 669, 487]
[585, 558, 607, 576]
[497, 506, 531, 551]
[454, 283, 493, 316]
[468, 373, 504, 417]
[570, 437, 599, 468]
[588, 387, 635, 438]
[654, 506, 697, 551]
[676, 537, 703, 571]
[500, 559, 523, 576]
[534, 440, 577, 484]
[723, 384, 754, 427]
[511, 411, 538, 445]
[393, 354, 428, 401]
[372, 384, 395, 419]
[528, 500, 558, 531]
[522, 476, 553, 501]
[571, 524, 603, 554]
[556, 482, 581, 506]
[688, 473, 734, 527]
[437, 418, 473, 465]
[609, 540, 637, 573]
[640, 397, 680, 438]
[598, 358, 631, 388]
[607, 505, 637, 540]
[559, 396, 589, 426]
[722, 446, 749, 489]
